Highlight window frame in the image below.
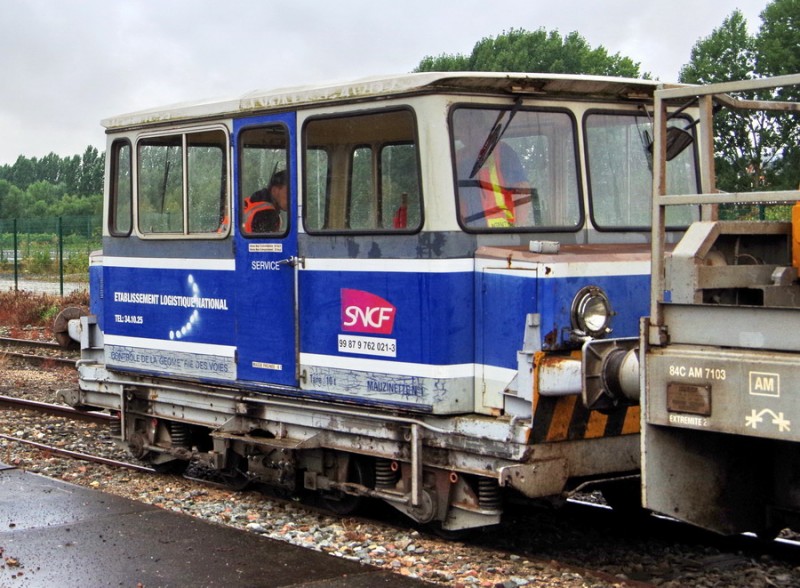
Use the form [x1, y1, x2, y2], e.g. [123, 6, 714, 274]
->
[583, 108, 700, 232]
[237, 122, 292, 239]
[108, 138, 133, 237]
[134, 125, 230, 239]
[449, 103, 584, 234]
[301, 106, 424, 235]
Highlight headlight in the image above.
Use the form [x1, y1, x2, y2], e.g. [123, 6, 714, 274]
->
[571, 286, 612, 338]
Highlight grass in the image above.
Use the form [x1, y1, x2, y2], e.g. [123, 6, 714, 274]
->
[0, 289, 90, 339]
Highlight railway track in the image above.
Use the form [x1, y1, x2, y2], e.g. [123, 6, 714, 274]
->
[0, 335, 77, 367]
[0, 395, 150, 473]
[0, 336, 63, 350]
[0, 394, 113, 423]
[1, 356, 799, 586]
[0, 432, 154, 474]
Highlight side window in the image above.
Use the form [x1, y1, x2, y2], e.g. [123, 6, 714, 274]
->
[137, 129, 228, 236]
[452, 106, 581, 231]
[188, 132, 227, 233]
[305, 148, 329, 229]
[382, 143, 420, 229]
[585, 112, 698, 229]
[349, 146, 374, 229]
[303, 109, 422, 233]
[109, 140, 132, 236]
[239, 125, 289, 236]
[138, 136, 183, 233]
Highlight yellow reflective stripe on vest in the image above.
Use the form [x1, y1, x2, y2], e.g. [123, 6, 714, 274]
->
[484, 153, 514, 227]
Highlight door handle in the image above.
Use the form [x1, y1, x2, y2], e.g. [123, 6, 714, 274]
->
[277, 256, 304, 268]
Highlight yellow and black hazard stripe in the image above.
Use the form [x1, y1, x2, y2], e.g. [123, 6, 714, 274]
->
[530, 352, 639, 444]
[531, 393, 639, 443]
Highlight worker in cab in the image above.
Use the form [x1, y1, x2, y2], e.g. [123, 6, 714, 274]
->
[453, 109, 535, 228]
[243, 169, 288, 234]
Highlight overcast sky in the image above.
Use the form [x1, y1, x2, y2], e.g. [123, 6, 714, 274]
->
[0, 0, 770, 166]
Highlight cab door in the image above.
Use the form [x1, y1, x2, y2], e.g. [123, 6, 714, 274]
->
[233, 113, 298, 387]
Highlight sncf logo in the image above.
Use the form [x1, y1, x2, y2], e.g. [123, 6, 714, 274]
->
[341, 289, 396, 335]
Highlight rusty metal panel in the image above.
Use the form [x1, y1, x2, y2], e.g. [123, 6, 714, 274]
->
[531, 434, 639, 477]
[538, 354, 582, 397]
[498, 459, 568, 498]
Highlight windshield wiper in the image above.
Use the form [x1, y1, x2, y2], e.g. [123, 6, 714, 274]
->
[469, 97, 523, 179]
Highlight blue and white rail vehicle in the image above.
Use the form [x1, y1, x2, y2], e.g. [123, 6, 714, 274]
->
[643, 74, 800, 537]
[61, 73, 699, 531]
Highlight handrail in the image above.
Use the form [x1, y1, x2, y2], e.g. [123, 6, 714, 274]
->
[649, 74, 800, 345]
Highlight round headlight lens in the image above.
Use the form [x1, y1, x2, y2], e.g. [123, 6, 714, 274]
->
[571, 286, 612, 337]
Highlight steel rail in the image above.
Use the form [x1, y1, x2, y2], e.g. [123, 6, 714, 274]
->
[0, 336, 62, 350]
[0, 394, 115, 423]
[0, 349, 77, 367]
[0, 433, 155, 473]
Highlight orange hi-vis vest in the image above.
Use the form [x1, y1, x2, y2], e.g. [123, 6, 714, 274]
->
[477, 149, 515, 228]
[243, 196, 278, 233]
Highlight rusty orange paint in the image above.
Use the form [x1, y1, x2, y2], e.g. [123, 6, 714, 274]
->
[531, 351, 545, 415]
[621, 405, 641, 434]
[585, 409, 609, 438]
[546, 394, 577, 441]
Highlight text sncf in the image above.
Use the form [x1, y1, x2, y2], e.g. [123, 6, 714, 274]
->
[344, 306, 394, 330]
[341, 288, 396, 335]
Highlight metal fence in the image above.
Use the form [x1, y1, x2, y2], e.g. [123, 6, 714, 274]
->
[0, 215, 101, 296]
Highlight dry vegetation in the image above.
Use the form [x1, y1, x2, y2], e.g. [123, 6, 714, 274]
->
[0, 289, 90, 340]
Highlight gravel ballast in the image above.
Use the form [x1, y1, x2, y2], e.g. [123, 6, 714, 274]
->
[2, 359, 799, 587]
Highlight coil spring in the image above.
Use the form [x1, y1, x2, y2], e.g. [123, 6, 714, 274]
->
[375, 459, 399, 489]
[109, 418, 122, 438]
[169, 421, 189, 448]
[478, 478, 501, 510]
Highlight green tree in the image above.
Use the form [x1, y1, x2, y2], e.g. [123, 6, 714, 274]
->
[78, 146, 104, 197]
[680, 4, 799, 192]
[6, 155, 37, 191]
[53, 193, 103, 217]
[37, 153, 63, 185]
[680, 11, 761, 192]
[0, 147, 105, 197]
[0, 179, 25, 219]
[756, 0, 800, 189]
[61, 154, 82, 195]
[757, 0, 800, 78]
[415, 28, 646, 78]
[415, 52, 471, 72]
[23, 181, 67, 218]
[0, 146, 105, 219]
[679, 10, 757, 84]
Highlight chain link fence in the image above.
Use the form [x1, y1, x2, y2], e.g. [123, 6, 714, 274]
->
[0, 215, 101, 296]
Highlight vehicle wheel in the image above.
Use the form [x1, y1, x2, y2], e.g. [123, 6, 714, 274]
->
[219, 452, 250, 490]
[53, 306, 88, 348]
[320, 456, 372, 515]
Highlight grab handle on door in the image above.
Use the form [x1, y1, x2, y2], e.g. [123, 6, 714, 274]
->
[277, 256, 304, 268]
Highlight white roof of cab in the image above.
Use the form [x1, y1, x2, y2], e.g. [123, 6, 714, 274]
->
[102, 72, 681, 131]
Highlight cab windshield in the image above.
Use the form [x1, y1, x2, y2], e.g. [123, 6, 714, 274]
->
[451, 106, 581, 232]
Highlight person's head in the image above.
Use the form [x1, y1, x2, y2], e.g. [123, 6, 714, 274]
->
[267, 170, 288, 211]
